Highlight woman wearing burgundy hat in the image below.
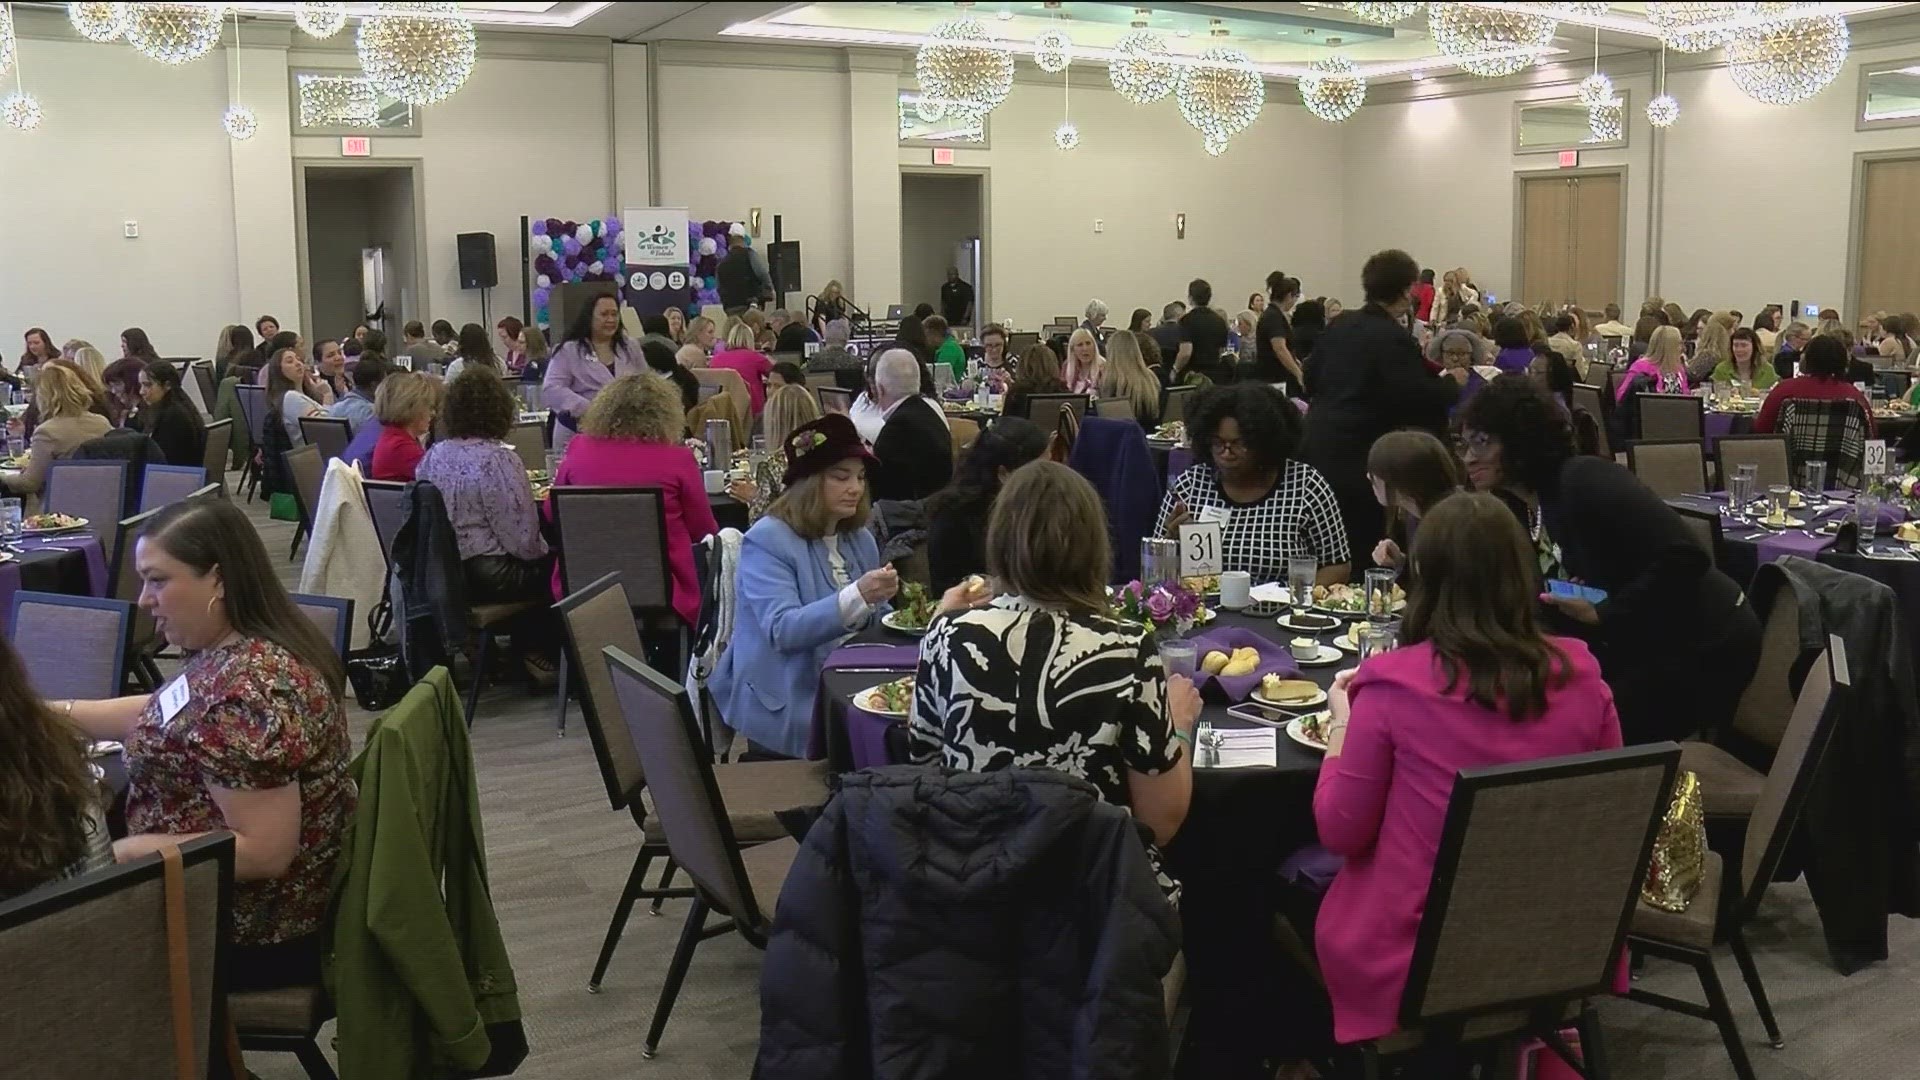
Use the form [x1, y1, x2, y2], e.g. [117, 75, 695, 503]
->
[711, 414, 900, 758]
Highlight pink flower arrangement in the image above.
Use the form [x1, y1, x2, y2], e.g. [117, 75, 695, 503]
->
[1114, 579, 1204, 633]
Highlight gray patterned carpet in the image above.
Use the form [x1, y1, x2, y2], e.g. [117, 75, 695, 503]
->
[230, 498, 1918, 1079]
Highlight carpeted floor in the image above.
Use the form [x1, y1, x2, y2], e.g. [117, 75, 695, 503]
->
[229, 497, 1919, 1079]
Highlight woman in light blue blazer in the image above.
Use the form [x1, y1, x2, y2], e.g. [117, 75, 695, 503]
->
[713, 414, 899, 757]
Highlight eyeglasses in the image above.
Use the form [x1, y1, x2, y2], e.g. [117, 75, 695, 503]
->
[1459, 431, 1496, 455]
[1211, 437, 1247, 455]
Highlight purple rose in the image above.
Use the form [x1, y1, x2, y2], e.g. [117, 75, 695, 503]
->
[533, 254, 557, 274]
[1170, 586, 1199, 620]
[1145, 590, 1174, 621]
[545, 218, 565, 237]
[529, 219, 547, 236]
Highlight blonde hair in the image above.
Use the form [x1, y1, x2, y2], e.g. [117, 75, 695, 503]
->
[725, 321, 756, 349]
[522, 325, 549, 364]
[580, 374, 684, 443]
[985, 461, 1111, 617]
[689, 315, 716, 342]
[676, 343, 709, 370]
[768, 469, 871, 539]
[34, 363, 94, 420]
[1098, 331, 1160, 420]
[1646, 325, 1684, 372]
[1064, 327, 1101, 385]
[762, 382, 821, 452]
[63, 340, 107, 385]
[374, 370, 441, 426]
[1694, 311, 1736, 366]
[1234, 309, 1256, 334]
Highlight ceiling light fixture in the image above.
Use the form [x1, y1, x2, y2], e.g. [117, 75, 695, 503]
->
[1177, 34, 1264, 156]
[1338, 2, 1425, 24]
[294, 1, 347, 38]
[2, 2, 36, 131]
[298, 73, 380, 126]
[1587, 97, 1623, 140]
[0, 1, 13, 77]
[1727, 2, 1848, 105]
[1576, 27, 1611, 107]
[1300, 55, 1366, 122]
[68, 2, 126, 42]
[1428, 5, 1558, 78]
[358, 1, 477, 107]
[1647, 41, 1678, 126]
[124, 2, 229, 65]
[915, 12, 1014, 119]
[1647, 2, 1756, 53]
[1109, 22, 1175, 104]
[223, 8, 255, 140]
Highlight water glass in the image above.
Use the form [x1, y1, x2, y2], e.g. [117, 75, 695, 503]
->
[1287, 560, 1316, 610]
[1157, 638, 1198, 680]
[1363, 567, 1398, 624]
[5, 433, 22, 462]
[1801, 460, 1828, 502]
[1857, 491, 1883, 537]
[0, 497, 21, 543]
[704, 418, 734, 470]
[1141, 538, 1178, 588]
[1766, 483, 1791, 522]
[1358, 624, 1397, 661]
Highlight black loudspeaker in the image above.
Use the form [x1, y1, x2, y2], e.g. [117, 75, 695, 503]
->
[768, 240, 802, 294]
[456, 231, 497, 290]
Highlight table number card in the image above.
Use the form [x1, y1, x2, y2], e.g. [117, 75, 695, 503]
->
[1178, 521, 1223, 578]
[1866, 440, 1888, 478]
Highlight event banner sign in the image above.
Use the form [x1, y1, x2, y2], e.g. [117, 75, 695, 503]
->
[623, 206, 692, 316]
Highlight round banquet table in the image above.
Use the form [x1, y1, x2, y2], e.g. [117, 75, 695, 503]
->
[1705, 405, 1917, 451]
[0, 534, 111, 638]
[819, 601, 1369, 1069]
[710, 492, 749, 533]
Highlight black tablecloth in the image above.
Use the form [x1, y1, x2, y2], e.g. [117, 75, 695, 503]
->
[0, 545, 94, 639]
[712, 494, 749, 532]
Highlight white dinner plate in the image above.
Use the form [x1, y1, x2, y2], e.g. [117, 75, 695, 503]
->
[1286, 713, 1331, 753]
[853, 682, 912, 718]
[1276, 612, 1343, 635]
[1252, 684, 1328, 710]
[879, 611, 927, 636]
[1291, 644, 1346, 667]
[22, 518, 87, 536]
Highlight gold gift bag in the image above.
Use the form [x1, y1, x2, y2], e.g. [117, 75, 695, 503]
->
[1642, 769, 1707, 912]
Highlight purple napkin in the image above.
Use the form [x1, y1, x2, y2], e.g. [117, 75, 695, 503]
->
[1184, 627, 1301, 701]
[824, 643, 919, 670]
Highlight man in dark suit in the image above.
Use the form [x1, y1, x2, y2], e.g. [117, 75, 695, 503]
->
[868, 348, 953, 502]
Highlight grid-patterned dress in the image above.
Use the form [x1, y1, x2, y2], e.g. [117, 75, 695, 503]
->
[1154, 460, 1351, 583]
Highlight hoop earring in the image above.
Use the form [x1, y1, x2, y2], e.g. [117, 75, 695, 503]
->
[206, 596, 221, 619]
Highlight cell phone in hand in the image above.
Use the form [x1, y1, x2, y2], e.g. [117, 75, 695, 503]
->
[1546, 579, 1608, 604]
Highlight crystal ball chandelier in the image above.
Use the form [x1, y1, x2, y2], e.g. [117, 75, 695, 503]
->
[1054, 120, 1079, 150]
[1587, 99, 1624, 141]
[1428, 5, 1558, 78]
[358, 2, 477, 106]
[295, 2, 349, 39]
[1647, 3, 1756, 54]
[1646, 92, 1681, 128]
[1727, 4, 1848, 106]
[1033, 29, 1071, 74]
[1177, 45, 1264, 156]
[1109, 27, 1176, 104]
[915, 15, 1014, 119]
[1300, 56, 1366, 124]
[1577, 71, 1614, 107]
[3, 91, 41, 131]
[224, 103, 258, 140]
[68, 3, 127, 43]
[298, 74, 380, 127]
[124, 3, 229, 65]
[1338, 3, 1425, 25]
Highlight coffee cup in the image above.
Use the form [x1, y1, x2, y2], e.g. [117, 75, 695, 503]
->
[704, 469, 726, 494]
[1218, 570, 1252, 609]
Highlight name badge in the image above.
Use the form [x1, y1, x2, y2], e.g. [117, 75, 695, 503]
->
[158, 675, 193, 728]
[1194, 505, 1230, 525]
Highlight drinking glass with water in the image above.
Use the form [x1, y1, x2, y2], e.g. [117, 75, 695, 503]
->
[1728, 464, 1757, 520]
[1287, 560, 1316, 610]
[0, 497, 22, 545]
[1801, 461, 1828, 503]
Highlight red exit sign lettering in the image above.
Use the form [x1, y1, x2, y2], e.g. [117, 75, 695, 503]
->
[341, 136, 372, 157]
[1557, 149, 1579, 168]
[932, 146, 955, 165]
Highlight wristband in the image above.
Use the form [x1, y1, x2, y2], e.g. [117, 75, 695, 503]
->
[1170, 728, 1194, 748]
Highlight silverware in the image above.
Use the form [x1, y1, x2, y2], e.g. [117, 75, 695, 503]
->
[832, 667, 914, 674]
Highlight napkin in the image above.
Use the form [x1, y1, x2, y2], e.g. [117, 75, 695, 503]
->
[1184, 627, 1301, 701]
[1207, 727, 1278, 769]
[824, 643, 919, 670]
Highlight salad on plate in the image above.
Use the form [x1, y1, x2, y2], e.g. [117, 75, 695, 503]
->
[857, 675, 915, 717]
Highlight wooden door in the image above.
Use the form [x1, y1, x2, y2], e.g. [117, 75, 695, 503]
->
[1520, 175, 1574, 306]
[1859, 157, 1920, 317]
[1568, 172, 1623, 312]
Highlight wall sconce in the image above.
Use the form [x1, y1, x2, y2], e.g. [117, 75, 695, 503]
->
[1175, 213, 1186, 239]
[749, 208, 763, 237]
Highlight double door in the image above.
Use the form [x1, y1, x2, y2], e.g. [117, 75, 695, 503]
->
[1518, 171, 1623, 311]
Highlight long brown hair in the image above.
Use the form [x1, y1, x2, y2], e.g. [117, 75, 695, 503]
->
[0, 637, 101, 896]
[140, 499, 347, 695]
[985, 460, 1111, 617]
[1398, 492, 1568, 721]
[1367, 430, 1461, 539]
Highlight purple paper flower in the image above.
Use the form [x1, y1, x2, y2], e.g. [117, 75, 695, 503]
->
[529, 219, 547, 236]
[546, 218, 565, 238]
[1145, 590, 1174, 621]
[531, 286, 550, 307]
[1170, 587, 1199, 620]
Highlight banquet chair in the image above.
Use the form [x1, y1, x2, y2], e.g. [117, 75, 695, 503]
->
[1571, 384, 1610, 458]
[506, 420, 546, 474]
[603, 645, 802, 1059]
[43, 459, 127, 555]
[1023, 392, 1088, 425]
[693, 368, 753, 419]
[557, 576, 826, 991]
[1162, 384, 1197, 423]
[200, 418, 232, 496]
[234, 384, 267, 501]
[1713, 435, 1790, 491]
[137, 464, 207, 514]
[298, 416, 352, 467]
[1880, 370, 1912, 400]
[283, 445, 325, 560]
[816, 385, 854, 415]
[6, 591, 133, 701]
[1680, 584, 1805, 819]
[1637, 393, 1706, 442]
[696, 382, 721, 404]
[804, 371, 836, 390]
[189, 360, 219, 419]
[549, 487, 680, 734]
[1586, 360, 1617, 403]
[110, 506, 168, 689]
[1349, 744, 1680, 1080]
[359, 479, 408, 567]
[1629, 641, 1849, 1080]
[292, 593, 355, 661]
[1094, 397, 1133, 420]
[0, 833, 233, 1080]
[1626, 440, 1709, 500]
[1778, 397, 1870, 489]
[948, 417, 979, 463]
[1671, 506, 1722, 568]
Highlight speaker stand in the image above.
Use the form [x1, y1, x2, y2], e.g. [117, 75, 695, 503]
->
[480, 286, 492, 329]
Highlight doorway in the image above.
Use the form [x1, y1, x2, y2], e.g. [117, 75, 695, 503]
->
[1852, 153, 1920, 318]
[900, 170, 986, 332]
[293, 161, 427, 340]
[1513, 168, 1624, 311]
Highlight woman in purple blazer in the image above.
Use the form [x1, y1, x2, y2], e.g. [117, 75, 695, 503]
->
[541, 293, 643, 454]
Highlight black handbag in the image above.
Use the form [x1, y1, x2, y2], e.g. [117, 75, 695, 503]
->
[344, 597, 407, 711]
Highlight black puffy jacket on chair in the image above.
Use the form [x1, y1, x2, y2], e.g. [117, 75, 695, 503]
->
[756, 766, 1180, 1080]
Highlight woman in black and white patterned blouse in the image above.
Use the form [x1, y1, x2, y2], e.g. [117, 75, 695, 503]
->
[1156, 383, 1352, 586]
[910, 461, 1203, 902]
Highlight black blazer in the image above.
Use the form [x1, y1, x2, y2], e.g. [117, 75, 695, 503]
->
[143, 400, 208, 467]
[1298, 303, 1459, 492]
[869, 396, 953, 503]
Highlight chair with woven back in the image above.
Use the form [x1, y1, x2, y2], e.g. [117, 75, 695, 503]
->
[1585, 359, 1617, 402]
[0, 834, 235, 1080]
[234, 383, 267, 500]
[109, 505, 168, 689]
[815, 385, 854, 415]
[189, 360, 219, 417]
[1671, 504, 1722, 568]
[138, 464, 208, 514]
[291, 592, 355, 661]
[1162, 383, 1197, 423]
[283, 444, 325, 560]
[358, 478, 408, 567]
[1778, 397, 1871, 489]
[1094, 396, 1133, 420]
[201, 417, 233, 496]
[557, 576, 827, 995]
[505, 420, 547, 474]
[1023, 391, 1088, 425]
[1636, 393, 1705, 443]
[1713, 434, 1790, 491]
[1347, 744, 1681, 1079]
[1629, 640, 1850, 1080]
[1626, 439, 1708, 499]
[1571, 384, 1610, 458]
[603, 644, 807, 1059]
[7, 590, 133, 700]
[1677, 580, 1803, 822]
[549, 486, 681, 734]
[43, 458, 127, 555]
[298, 416, 352, 467]
[803, 371, 836, 390]
[693, 368, 753, 420]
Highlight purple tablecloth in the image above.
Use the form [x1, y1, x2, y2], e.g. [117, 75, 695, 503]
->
[0, 533, 109, 629]
[808, 642, 919, 769]
[1703, 410, 1749, 449]
[1183, 626, 1302, 702]
[1669, 491, 1905, 566]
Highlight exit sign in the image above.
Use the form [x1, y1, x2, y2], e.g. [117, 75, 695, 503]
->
[931, 146, 955, 165]
[1557, 149, 1579, 168]
[341, 136, 372, 157]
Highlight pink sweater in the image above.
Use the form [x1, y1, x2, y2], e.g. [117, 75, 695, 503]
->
[1313, 639, 1622, 1044]
[547, 435, 718, 628]
[711, 347, 772, 414]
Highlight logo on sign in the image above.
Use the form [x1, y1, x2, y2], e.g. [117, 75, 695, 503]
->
[649, 271, 668, 289]
[630, 223, 680, 261]
[667, 270, 686, 290]
[628, 272, 649, 291]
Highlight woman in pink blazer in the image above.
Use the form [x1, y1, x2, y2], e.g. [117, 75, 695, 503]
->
[547, 374, 718, 628]
[1312, 491, 1623, 1048]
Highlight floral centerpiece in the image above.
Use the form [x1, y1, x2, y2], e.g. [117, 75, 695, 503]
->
[1112, 579, 1205, 636]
